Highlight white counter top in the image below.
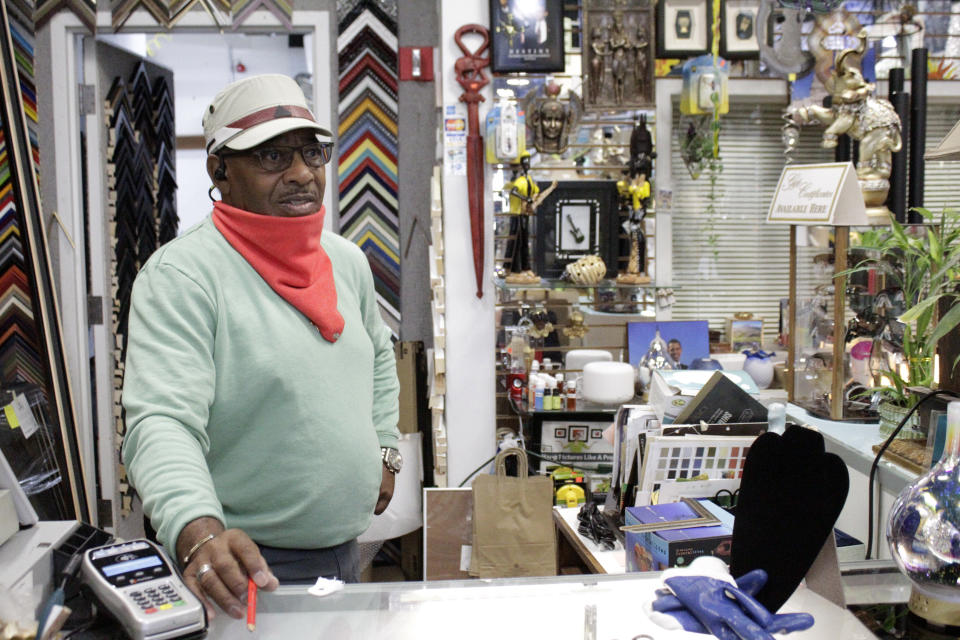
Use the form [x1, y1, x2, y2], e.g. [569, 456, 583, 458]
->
[206, 572, 874, 639]
[786, 403, 917, 493]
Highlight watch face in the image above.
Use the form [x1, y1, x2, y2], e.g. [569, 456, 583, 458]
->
[382, 447, 403, 473]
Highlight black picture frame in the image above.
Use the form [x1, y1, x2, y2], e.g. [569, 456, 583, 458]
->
[656, 0, 713, 58]
[489, 0, 565, 73]
[534, 180, 619, 279]
[719, 0, 760, 60]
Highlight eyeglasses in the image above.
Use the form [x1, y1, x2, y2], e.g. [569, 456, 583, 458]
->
[224, 141, 334, 172]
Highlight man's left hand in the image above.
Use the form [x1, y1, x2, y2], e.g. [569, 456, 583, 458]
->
[374, 465, 395, 514]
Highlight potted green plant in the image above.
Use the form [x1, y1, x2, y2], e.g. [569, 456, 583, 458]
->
[845, 208, 960, 436]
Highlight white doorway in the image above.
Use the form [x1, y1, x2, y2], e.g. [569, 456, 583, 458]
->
[41, 8, 333, 535]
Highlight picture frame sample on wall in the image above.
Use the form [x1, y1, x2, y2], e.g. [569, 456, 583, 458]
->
[582, 0, 655, 108]
[489, 0, 565, 73]
[657, 0, 713, 57]
[719, 0, 759, 59]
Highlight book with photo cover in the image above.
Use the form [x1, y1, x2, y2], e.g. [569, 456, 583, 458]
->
[673, 371, 768, 425]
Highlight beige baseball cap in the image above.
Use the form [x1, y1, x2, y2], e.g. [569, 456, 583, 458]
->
[202, 74, 333, 154]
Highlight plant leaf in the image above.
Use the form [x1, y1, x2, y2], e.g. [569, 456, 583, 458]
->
[925, 298, 960, 353]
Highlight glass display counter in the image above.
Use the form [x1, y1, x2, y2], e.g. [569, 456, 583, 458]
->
[205, 572, 873, 639]
[787, 224, 881, 422]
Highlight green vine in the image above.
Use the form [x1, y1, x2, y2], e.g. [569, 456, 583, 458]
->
[704, 5, 723, 262]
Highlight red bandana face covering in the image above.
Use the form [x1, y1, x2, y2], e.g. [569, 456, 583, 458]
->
[212, 201, 345, 343]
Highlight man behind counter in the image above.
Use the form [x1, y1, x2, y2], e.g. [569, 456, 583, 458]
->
[121, 74, 401, 621]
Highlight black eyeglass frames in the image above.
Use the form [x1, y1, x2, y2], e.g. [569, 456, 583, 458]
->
[221, 141, 334, 172]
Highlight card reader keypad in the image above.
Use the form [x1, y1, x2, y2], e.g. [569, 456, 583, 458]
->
[127, 580, 186, 614]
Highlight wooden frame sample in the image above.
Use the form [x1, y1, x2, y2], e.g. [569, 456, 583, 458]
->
[0, 0, 90, 521]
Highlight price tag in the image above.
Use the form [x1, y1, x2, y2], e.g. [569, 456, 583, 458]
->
[5, 394, 39, 439]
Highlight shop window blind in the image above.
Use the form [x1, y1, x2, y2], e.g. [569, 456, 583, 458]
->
[670, 100, 829, 344]
[922, 104, 960, 214]
[669, 100, 960, 346]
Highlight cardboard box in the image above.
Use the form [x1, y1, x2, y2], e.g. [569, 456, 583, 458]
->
[395, 342, 421, 434]
[625, 499, 734, 572]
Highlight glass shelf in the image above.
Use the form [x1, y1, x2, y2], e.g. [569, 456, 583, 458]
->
[493, 277, 670, 291]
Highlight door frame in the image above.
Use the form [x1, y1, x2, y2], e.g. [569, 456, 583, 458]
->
[40, 8, 333, 529]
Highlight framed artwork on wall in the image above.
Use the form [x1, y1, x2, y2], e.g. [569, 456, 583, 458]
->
[534, 180, 619, 280]
[657, 0, 713, 58]
[489, 0, 565, 73]
[582, 0, 655, 108]
[720, 0, 760, 59]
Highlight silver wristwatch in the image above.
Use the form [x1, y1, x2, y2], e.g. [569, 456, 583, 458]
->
[381, 447, 403, 473]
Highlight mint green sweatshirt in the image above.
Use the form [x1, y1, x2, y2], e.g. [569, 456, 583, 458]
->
[121, 216, 400, 554]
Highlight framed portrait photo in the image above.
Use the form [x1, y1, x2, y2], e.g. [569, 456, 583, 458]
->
[656, 0, 713, 58]
[720, 0, 760, 59]
[489, 0, 565, 73]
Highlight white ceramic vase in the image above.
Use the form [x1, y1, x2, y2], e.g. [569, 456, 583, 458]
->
[742, 350, 775, 390]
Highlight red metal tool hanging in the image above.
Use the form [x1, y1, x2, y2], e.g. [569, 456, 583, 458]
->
[454, 24, 490, 299]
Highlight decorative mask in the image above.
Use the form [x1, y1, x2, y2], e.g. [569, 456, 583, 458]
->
[522, 82, 583, 155]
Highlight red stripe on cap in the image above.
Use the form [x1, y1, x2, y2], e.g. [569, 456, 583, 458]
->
[226, 105, 316, 130]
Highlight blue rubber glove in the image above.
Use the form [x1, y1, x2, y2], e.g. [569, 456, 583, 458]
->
[651, 569, 768, 634]
[650, 563, 814, 639]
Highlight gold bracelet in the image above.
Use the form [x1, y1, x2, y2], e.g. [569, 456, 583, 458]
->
[181, 533, 216, 567]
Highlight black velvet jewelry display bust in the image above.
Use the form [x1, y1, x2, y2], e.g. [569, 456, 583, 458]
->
[731, 424, 849, 612]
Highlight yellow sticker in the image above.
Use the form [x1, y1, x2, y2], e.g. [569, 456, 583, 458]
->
[4, 403, 19, 429]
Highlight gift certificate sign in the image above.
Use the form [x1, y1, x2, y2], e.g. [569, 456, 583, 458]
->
[767, 162, 866, 225]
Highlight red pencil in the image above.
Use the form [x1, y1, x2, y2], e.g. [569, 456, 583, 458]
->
[246, 576, 257, 632]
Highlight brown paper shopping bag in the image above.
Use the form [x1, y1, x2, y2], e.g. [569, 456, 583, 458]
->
[469, 448, 557, 578]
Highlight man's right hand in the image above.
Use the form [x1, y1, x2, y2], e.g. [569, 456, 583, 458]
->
[176, 517, 279, 620]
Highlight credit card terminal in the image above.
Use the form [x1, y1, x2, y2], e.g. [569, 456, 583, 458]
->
[81, 539, 207, 640]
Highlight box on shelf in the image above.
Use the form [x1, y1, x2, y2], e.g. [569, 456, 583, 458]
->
[625, 499, 734, 572]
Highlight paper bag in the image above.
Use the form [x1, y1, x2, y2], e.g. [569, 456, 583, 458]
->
[469, 448, 557, 578]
